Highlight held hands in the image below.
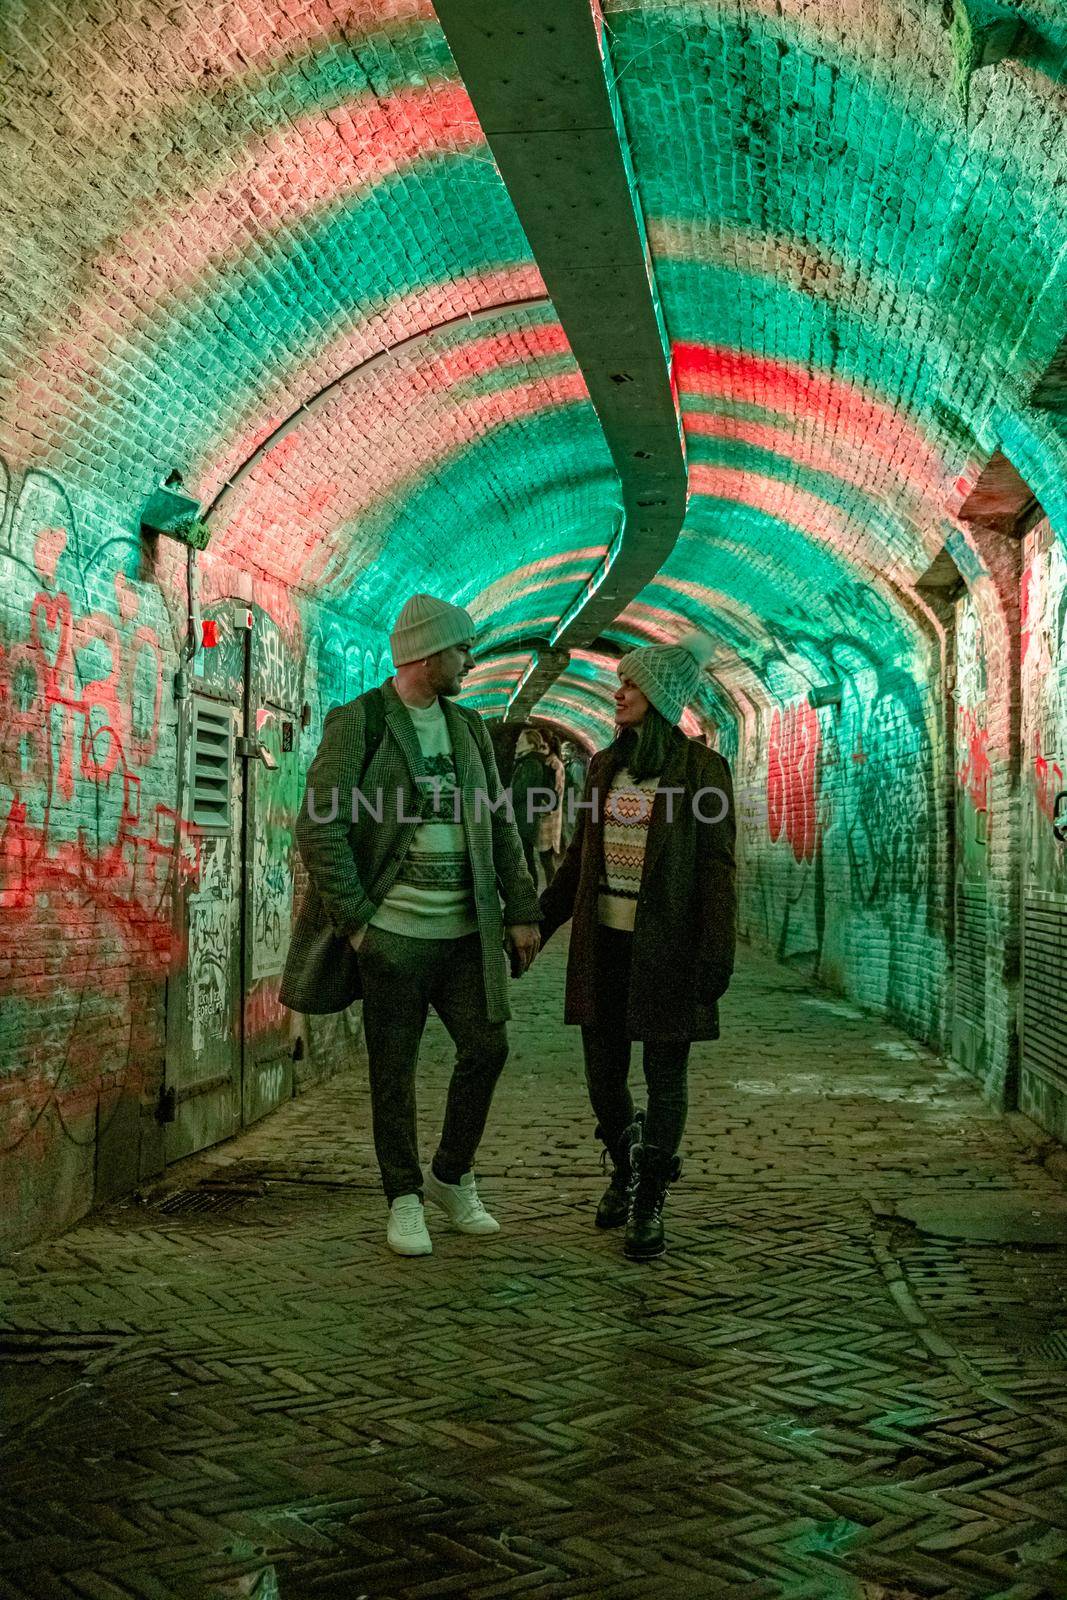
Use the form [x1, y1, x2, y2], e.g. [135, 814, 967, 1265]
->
[349, 926, 368, 953]
[505, 923, 540, 977]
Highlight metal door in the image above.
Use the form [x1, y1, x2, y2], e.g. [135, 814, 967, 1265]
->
[164, 607, 244, 1161]
[240, 608, 303, 1125]
[951, 592, 990, 1077]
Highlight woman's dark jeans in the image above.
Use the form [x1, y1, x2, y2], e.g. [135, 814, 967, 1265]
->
[580, 926, 690, 1157]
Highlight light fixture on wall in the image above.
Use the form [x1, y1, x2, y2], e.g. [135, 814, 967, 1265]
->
[141, 470, 211, 549]
[808, 681, 844, 711]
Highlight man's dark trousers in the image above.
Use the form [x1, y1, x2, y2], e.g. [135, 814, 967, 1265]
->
[356, 925, 509, 1202]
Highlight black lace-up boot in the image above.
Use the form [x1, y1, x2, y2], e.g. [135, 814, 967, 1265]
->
[594, 1113, 643, 1229]
[624, 1143, 682, 1260]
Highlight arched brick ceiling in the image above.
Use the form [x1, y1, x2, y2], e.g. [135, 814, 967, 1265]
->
[205, 307, 618, 623]
[1, 0, 1064, 740]
[0, 0, 629, 688]
[532, 0, 1067, 730]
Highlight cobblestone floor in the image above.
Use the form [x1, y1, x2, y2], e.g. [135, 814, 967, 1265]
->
[3, 939, 1067, 1600]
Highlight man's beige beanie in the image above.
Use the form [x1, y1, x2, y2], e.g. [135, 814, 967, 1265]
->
[390, 593, 475, 666]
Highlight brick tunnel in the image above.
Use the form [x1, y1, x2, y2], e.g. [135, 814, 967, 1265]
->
[2, 2, 1067, 1595]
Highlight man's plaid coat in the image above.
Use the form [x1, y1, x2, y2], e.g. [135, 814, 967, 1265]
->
[280, 678, 541, 1020]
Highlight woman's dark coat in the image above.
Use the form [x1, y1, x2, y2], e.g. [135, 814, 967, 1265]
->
[539, 728, 737, 1041]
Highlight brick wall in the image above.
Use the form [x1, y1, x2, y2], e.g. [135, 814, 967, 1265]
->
[0, 458, 390, 1250]
[1018, 519, 1067, 1138]
[733, 515, 1067, 1135]
[734, 652, 951, 1051]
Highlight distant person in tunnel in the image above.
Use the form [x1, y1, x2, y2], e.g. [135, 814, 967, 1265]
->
[536, 729, 566, 887]
[281, 593, 541, 1259]
[558, 740, 588, 858]
[510, 726, 550, 886]
[486, 719, 522, 788]
[539, 633, 736, 1260]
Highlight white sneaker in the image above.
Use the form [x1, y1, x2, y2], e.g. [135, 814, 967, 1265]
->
[424, 1169, 500, 1235]
[386, 1193, 432, 1256]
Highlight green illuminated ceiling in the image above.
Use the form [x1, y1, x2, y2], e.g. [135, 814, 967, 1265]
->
[0, 0, 1064, 738]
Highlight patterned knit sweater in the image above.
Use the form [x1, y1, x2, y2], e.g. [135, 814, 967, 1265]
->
[371, 698, 477, 939]
[598, 767, 661, 931]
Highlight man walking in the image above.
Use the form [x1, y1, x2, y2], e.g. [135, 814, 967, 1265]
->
[282, 594, 541, 1256]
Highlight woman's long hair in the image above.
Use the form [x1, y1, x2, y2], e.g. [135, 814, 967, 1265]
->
[609, 704, 675, 784]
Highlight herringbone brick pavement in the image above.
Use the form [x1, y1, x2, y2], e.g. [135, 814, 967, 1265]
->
[2, 938, 1066, 1599]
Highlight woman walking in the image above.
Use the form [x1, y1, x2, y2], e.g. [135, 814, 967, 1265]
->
[539, 633, 736, 1260]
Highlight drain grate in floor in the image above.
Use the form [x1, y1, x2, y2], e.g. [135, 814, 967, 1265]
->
[155, 1186, 255, 1216]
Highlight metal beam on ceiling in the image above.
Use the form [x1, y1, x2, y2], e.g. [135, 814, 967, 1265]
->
[433, 0, 688, 722]
[203, 296, 553, 523]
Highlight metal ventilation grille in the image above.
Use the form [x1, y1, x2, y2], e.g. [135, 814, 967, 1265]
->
[156, 1186, 251, 1215]
[190, 698, 232, 831]
[1023, 899, 1067, 1092]
[955, 885, 988, 1025]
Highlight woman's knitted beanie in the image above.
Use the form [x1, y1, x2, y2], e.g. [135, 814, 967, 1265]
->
[617, 630, 716, 726]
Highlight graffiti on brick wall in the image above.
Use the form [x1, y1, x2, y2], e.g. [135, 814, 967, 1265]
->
[188, 840, 232, 1058]
[955, 592, 990, 816]
[843, 669, 935, 909]
[250, 817, 291, 980]
[956, 591, 987, 708]
[812, 577, 896, 641]
[255, 612, 303, 712]
[738, 612, 942, 1036]
[0, 463, 190, 1156]
[749, 649, 831, 964]
[956, 708, 991, 814]
[766, 699, 821, 863]
[258, 1061, 285, 1105]
[1022, 527, 1067, 890]
[304, 620, 383, 737]
[247, 610, 302, 987]
[0, 468, 185, 983]
[249, 707, 302, 982]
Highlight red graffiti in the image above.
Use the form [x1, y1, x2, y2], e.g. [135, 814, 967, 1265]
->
[1034, 730, 1065, 823]
[34, 524, 67, 585]
[244, 982, 287, 1041]
[0, 785, 199, 971]
[0, 582, 182, 977]
[3, 589, 164, 797]
[767, 700, 821, 863]
[956, 707, 991, 813]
